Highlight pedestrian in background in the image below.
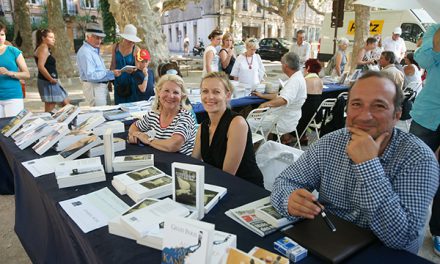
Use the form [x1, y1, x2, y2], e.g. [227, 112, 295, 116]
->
[202, 29, 222, 77]
[219, 32, 236, 78]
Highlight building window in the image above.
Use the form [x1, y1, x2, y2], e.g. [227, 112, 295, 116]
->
[168, 27, 172, 42]
[80, 0, 98, 9]
[256, 0, 261, 13]
[225, 0, 231, 8]
[176, 26, 180, 43]
[242, 0, 248, 11]
[28, 0, 42, 5]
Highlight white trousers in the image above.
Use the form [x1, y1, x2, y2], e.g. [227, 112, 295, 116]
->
[82, 82, 109, 106]
[0, 99, 24, 118]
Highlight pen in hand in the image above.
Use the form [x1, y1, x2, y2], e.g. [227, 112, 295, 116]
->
[313, 201, 336, 232]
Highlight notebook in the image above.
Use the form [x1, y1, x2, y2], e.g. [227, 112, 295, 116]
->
[282, 212, 377, 263]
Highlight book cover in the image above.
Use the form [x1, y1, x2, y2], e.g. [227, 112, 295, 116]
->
[210, 231, 237, 264]
[225, 197, 277, 237]
[74, 110, 104, 126]
[224, 248, 264, 264]
[1, 109, 32, 137]
[103, 110, 131, 121]
[59, 135, 102, 160]
[161, 216, 215, 264]
[255, 204, 293, 228]
[172, 162, 205, 220]
[87, 137, 126, 157]
[55, 130, 93, 152]
[93, 120, 125, 135]
[112, 166, 165, 195]
[11, 117, 45, 141]
[248, 246, 289, 264]
[126, 175, 173, 202]
[33, 123, 69, 155]
[204, 184, 227, 214]
[103, 128, 114, 173]
[55, 105, 80, 125]
[15, 122, 54, 150]
[74, 115, 106, 132]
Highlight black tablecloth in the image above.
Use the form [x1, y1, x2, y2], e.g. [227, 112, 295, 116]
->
[0, 118, 432, 264]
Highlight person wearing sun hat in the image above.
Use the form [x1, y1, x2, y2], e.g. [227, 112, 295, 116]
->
[131, 49, 155, 101]
[382, 26, 407, 63]
[110, 24, 146, 104]
[77, 22, 121, 106]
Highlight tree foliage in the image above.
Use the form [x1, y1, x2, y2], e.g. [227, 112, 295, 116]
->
[100, 0, 117, 44]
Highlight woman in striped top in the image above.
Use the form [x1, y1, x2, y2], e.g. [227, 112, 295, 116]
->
[127, 74, 196, 155]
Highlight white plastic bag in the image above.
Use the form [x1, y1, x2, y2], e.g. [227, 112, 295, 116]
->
[255, 141, 304, 191]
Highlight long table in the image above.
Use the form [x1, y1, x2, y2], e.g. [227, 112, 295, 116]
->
[0, 119, 432, 264]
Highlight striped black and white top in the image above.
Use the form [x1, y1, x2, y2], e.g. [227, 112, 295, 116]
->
[135, 109, 196, 155]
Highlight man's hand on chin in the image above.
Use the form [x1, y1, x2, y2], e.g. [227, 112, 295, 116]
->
[346, 127, 389, 164]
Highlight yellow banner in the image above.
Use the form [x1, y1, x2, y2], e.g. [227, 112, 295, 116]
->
[346, 20, 384, 35]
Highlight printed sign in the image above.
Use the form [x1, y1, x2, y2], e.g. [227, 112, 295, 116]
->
[346, 20, 384, 35]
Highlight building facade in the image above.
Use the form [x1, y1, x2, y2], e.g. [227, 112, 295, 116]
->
[161, 0, 331, 53]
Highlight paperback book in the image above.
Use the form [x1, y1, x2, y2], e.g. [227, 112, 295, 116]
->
[225, 197, 277, 237]
[161, 216, 215, 264]
[74, 109, 104, 126]
[120, 198, 192, 239]
[1, 109, 32, 137]
[204, 184, 227, 214]
[113, 154, 154, 172]
[59, 134, 102, 160]
[126, 175, 173, 202]
[255, 203, 294, 228]
[87, 137, 125, 157]
[92, 120, 125, 136]
[224, 248, 265, 264]
[109, 197, 160, 240]
[53, 104, 80, 125]
[112, 166, 166, 195]
[103, 128, 114, 173]
[248, 246, 289, 264]
[73, 115, 106, 132]
[210, 231, 237, 264]
[55, 130, 93, 152]
[55, 157, 105, 188]
[172, 162, 205, 220]
[11, 117, 45, 141]
[15, 122, 54, 150]
[33, 123, 69, 155]
[103, 109, 131, 121]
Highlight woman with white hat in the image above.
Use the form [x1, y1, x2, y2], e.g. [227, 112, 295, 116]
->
[110, 24, 147, 104]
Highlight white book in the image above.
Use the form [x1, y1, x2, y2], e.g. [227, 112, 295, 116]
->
[53, 104, 81, 125]
[55, 130, 93, 152]
[112, 154, 154, 172]
[73, 115, 106, 132]
[33, 123, 69, 155]
[210, 231, 237, 264]
[11, 117, 45, 141]
[109, 198, 160, 240]
[162, 216, 215, 264]
[93, 121, 125, 136]
[112, 166, 165, 195]
[15, 122, 54, 150]
[255, 203, 293, 228]
[120, 198, 191, 239]
[225, 197, 277, 237]
[1, 109, 32, 137]
[59, 187, 129, 233]
[172, 162, 205, 220]
[52, 104, 75, 120]
[74, 110, 103, 126]
[103, 129, 114, 173]
[22, 155, 65, 177]
[87, 137, 126, 157]
[103, 110, 131, 121]
[59, 135, 102, 160]
[55, 157, 105, 188]
[120, 65, 137, 73]
[204, 184, 227, 214]
[126, 175, 173, 202]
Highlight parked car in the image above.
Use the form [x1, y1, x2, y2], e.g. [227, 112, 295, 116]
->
[257, 38, 292, 61]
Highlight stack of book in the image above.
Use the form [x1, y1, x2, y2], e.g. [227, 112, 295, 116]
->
[55, 157, 105, 188]
[225, 197, 293, 237]
[11, 117, 46, 141]
[112, 166, 171, 197]
[1, 109, 33, 137]
[92, 120, 125, 135]
[113, 154, 154, 172]
[59, 134, 102, 160]
[103, 109, 131, 121]
[87, 137, 126, 157]
[33, 123, 69, 155]
[15, 122, 55, 150]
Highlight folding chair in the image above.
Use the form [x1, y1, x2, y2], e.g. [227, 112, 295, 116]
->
[404, 81, 422, 94]
[271, 123, 302, 150]
[246, 107, 272, 145]
[294, 98, 337, 147]
[400, 90, 417, 131]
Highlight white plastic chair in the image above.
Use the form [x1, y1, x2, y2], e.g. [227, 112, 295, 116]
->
[246, 107, 272, 144]
[295, 98, 338, 147]
[271, 123, 302, 150]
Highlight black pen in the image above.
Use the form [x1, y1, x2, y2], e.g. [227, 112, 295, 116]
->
[314, 201, 336, 232]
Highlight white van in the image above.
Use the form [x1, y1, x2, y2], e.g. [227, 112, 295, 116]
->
[318, 9, 435, 61]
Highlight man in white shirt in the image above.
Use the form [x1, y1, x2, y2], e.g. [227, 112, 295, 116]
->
[382, 27, 407, 63]
[380, 51, 404, 89]
[251, 52, 307, 142]
[289, 30, 311, 69]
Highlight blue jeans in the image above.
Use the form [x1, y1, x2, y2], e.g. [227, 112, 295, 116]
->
[409, 120, 440, 236]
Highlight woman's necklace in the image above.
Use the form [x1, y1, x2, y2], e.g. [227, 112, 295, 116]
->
[246, 54, 253, 69]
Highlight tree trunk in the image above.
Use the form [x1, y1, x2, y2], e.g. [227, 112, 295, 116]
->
[13, 0, 33, 57]
[284, 13, 295, 40]
[229, 0, 236, 34]
[47, 0, 76, 78]
[108, 0, 170, 67]
[350, 4, 370, 73]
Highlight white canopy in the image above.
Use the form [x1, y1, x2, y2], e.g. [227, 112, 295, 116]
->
[353, 0, 439, 22]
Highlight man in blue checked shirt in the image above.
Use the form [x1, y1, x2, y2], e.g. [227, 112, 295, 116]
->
[77, 22, 121, 106]
[271, 71, 439, 254]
